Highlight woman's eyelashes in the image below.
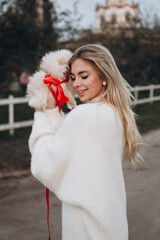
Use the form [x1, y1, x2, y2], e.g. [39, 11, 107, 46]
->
[82, 75, 88, 79]
[70, 75, 89, 81]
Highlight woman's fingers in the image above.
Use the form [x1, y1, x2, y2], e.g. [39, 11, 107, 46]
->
[47, 92, 57, 109]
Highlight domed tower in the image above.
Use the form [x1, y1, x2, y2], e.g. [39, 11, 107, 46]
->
[96, 0, 139, 32]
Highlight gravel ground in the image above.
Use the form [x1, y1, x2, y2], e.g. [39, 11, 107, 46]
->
[0, 128, 160, 240]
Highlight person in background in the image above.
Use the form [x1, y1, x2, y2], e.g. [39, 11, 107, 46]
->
[19, 72, 30, 95]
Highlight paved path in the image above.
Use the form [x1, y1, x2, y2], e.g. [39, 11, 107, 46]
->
[0, 129, 160, 240]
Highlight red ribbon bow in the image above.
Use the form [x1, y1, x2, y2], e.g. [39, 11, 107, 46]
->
[44, 74, 69, 112]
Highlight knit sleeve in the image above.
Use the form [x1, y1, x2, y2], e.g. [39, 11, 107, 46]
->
[29, 106, 64, 153]
[29, 106, 70, 193]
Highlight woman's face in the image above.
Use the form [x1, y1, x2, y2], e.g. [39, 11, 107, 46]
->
[70, 58, 106, 102]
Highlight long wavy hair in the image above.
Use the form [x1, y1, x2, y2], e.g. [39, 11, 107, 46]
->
[69, 44, 144, 169]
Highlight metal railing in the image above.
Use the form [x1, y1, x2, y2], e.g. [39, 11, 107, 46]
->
[0, 84, 160, 136]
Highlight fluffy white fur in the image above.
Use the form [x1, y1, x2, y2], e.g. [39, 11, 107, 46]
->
[29, 102, 128, 240]
[27, 49, 77, 111]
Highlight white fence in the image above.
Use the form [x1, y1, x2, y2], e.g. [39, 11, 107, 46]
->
[0, 84, 160, 136]
[132, 84, 160, 105]
[0, 95, 33, 136]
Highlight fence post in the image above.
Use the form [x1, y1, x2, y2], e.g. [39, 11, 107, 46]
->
[134, 86, 139, 104]
[149, 85, 154, 104]
[9, 95, 14, 136]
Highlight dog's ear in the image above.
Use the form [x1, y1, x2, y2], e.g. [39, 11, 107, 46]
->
[27, 70, 49, 110]
[40, 49, 73, 80]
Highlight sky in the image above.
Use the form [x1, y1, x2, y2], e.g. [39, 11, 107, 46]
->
[53, 0, 160, 28]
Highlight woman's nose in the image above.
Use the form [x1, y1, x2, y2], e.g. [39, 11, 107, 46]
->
[72, 77, 81, 88]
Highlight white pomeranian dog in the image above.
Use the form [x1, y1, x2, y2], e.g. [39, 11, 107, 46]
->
[27, 49, 77, 111]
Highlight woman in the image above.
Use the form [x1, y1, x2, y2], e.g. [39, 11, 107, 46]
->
[29, 44, 143, 240]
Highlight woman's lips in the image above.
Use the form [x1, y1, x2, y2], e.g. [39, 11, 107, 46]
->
[76, 89, 87, 97]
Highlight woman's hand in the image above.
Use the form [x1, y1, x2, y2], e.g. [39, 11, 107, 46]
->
[47, 92, 57, 109]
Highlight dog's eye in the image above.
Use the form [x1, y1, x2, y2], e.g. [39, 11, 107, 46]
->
[69, 76, 75, 81]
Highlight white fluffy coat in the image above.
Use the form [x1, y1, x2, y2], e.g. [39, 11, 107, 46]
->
[29, 102, 128, 240]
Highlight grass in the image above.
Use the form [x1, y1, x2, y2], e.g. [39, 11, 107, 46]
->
[0, 128, 31, 172]
[0, 101, 160, 172]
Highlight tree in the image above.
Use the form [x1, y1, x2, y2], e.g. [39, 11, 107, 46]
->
[56, 0, 83, 41]
[0, 0, 58, 93]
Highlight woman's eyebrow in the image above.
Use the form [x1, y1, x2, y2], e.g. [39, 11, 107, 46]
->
[70, 71, 89, 75]
[78, 71, 89, 74]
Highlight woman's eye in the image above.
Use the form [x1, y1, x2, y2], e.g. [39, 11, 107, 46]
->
[82, 75, 88, 79]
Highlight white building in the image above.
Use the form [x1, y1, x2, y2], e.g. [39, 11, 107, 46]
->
[96, 0, 139, 32]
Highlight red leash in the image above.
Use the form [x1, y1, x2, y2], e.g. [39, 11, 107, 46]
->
[46, 188, 51, 240]
[44, 74, 69, 240]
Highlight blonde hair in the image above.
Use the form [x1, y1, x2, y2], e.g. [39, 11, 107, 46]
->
[69, 44, 144, 169]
